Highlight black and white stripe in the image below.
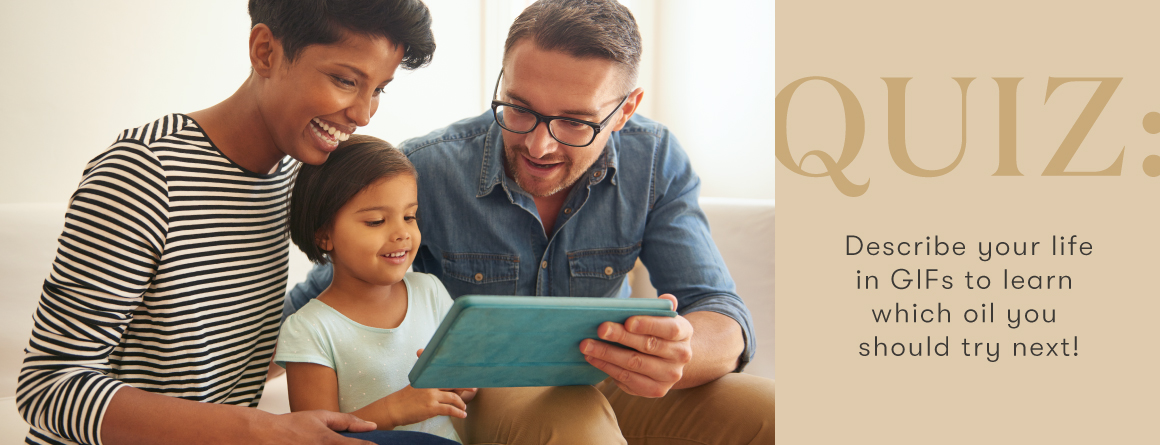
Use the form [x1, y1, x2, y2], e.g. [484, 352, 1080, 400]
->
[17, 114, 297, 445]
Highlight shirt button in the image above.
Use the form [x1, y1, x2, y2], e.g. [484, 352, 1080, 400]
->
[541, 261, 548, 269]
[563, 208, 572, 214]
[604, 266, 614, 276]
[593, 171, 602, 178]
[474, 273, 483, 282]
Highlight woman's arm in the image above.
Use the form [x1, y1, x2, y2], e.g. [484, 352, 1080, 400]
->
[101, 387, 377, 445]
[17, 142, 374, 445]
[286, 362, 468, 430]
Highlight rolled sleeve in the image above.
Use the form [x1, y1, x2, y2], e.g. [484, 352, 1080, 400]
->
[637, 132, 757, 371]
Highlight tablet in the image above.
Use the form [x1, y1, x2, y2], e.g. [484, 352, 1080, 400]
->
[408, 295, 677, 388]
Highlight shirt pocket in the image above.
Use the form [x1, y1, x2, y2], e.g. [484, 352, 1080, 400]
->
[567, 244, 641, 298]
[441, 252, 520, 296]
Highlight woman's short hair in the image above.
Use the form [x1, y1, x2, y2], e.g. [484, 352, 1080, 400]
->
[288, 134, 417, 264]
[249, 0, 436, 69]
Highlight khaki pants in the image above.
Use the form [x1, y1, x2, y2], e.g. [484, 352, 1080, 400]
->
[452, 373, 775, 445]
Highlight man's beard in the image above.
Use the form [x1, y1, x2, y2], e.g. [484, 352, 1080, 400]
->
[503, 144, 583, 198]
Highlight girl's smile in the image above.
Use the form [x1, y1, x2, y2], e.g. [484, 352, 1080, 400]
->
[380, 249, 412, 265]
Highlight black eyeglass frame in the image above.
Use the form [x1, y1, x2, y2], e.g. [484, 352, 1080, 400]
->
[490, 69, 631, 148]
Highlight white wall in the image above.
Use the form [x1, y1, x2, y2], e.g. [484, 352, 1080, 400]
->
[652, 1, 776, 200]
[0, 0, 773, 204]
[0, 0, 483, 203]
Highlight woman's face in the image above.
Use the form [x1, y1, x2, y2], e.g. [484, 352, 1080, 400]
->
[258, 31, 405, 166]
[323, 174, 421, 288]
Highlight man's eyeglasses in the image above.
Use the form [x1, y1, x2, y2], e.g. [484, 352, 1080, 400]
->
[490, 70, 630, 148]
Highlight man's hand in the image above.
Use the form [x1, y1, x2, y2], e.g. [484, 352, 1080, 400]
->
[580, 294, 694, 398]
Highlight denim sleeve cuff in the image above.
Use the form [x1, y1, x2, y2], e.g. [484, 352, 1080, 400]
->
[679, 295, 757, 372]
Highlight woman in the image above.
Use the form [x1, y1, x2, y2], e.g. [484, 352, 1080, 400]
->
[16, 1, 448, 444]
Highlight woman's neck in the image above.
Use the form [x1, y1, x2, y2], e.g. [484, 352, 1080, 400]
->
[186, 80, 284, 174]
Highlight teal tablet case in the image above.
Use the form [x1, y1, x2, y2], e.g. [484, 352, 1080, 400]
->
[408, 295, 677, 388]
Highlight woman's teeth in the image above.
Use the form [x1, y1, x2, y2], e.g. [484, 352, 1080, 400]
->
[384, 251, 406, 258]
[312, 118, 351, 142]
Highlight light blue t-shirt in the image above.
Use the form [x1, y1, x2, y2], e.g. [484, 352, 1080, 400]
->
[275, 272, 458, 442]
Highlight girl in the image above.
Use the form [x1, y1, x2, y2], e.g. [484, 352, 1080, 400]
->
[276, 135, 474, 443]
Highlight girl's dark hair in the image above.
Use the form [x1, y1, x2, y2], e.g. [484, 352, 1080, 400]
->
[289, 135, 417, 264]
[249, 0, 436, 69]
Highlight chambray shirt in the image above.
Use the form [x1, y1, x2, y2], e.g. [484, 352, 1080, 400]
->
[286, 111, 756, 369]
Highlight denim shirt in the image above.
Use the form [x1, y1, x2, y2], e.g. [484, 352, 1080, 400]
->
[287, 111, 756, 369]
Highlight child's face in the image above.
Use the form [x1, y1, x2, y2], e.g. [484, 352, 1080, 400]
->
[259, 31, 405, 166]
[323, 174, 420, 287]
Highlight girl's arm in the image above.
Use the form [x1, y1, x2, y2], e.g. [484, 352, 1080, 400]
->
[286, 362, 468, 430]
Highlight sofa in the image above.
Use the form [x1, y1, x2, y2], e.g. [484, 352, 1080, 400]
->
[0, 197, 773, 439]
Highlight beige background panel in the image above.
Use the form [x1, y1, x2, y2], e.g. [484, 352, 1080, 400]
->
[777, 1, 1159, 443]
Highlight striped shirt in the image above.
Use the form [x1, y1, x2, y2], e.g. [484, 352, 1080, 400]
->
[17, 114, 297, 445]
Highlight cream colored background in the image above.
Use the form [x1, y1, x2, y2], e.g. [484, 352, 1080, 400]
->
[777, 1, 1159, 443]
[0, 0, 774, 203]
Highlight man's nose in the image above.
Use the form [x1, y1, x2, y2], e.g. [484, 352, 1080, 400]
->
[525, 121, 557, 159]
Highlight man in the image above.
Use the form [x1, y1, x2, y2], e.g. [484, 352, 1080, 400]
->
[289, 1, 774, 443]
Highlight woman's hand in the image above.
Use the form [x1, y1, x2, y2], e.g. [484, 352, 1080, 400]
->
[251, 409, 378, 445]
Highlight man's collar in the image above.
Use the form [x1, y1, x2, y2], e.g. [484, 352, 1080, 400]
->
[477, 122, 506, 198]
[477, 122, 621, 198]
[585, 132, 619, 187]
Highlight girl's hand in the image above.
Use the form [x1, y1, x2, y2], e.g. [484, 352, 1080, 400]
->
[382, 385, 468, 428]
[451, 388, 478, 404]
[413, 350, 477, 404]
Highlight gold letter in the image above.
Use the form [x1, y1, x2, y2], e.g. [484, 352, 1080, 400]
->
[1042, 77, 1125, 176]
[993, 78, 1023, 176]
[776, 77, 869, 197]
[884, 77, 973, 177]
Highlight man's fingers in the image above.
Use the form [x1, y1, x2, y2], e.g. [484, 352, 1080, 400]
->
[596, 321, 693, 363]
[621, 314, 693, 342]
[581, 339, 684, 382]
[584, 355, 670, 398]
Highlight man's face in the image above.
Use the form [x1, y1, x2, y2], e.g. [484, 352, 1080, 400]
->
[498, 40, 633, 198]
